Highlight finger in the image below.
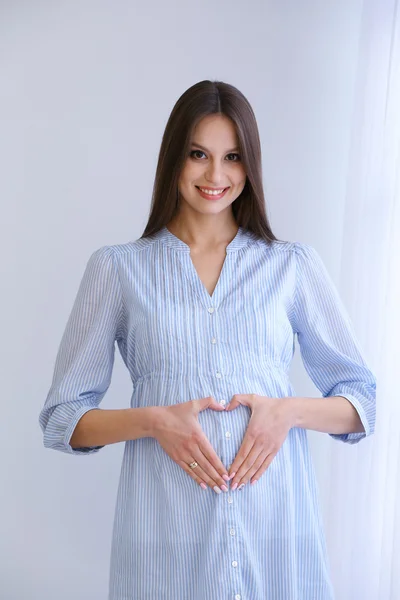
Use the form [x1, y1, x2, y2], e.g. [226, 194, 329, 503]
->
[197, 432, 230, 480]
[249, 451, 277, 484]
[235, 449, 268, 488]
[178, 460, 226, 494]
[228, 432, 255, 479]
[191, 446, 228, 489]
[195, 396, 225, 413]
[178, 460, 208, 489]
[230, 444, 263, 489]
[225, 393, 256, 412]
[224, 397, 242, 411]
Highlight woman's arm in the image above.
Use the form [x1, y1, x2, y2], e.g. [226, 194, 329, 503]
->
[39, 246, 125, 455]
[290, 242, 376, 444]
[69, 406, 159, 449]
[283, 395, 365, 434]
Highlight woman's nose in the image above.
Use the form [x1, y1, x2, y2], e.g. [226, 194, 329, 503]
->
[205, 162, 225, 185]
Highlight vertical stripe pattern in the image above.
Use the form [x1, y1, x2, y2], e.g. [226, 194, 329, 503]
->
[39, 226, 376, 600]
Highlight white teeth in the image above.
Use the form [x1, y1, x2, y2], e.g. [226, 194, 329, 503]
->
[198, 187, 226, 195]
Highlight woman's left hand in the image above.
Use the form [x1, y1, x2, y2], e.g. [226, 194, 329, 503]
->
[225, 394, 294, 490]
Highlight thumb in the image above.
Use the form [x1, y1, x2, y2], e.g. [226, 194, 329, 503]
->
[225, 394, 246, 412]
[196, 396, 225, 412]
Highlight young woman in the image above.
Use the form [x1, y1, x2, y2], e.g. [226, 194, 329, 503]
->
[39, 80, 376, 600]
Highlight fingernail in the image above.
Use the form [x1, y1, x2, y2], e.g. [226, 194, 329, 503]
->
[213, 486, 222, 494]
[200, 482, 207, 490]
[251, 479, 258, 486]
[229, 472, 236, 480]
[221, 485, 228, 492]
[238, 483, 245, 491]
[222, 474, 230, 481]
[231, 482, 238, 491]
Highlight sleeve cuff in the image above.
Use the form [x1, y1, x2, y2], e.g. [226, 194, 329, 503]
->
[328, 392, 371, 445]
[42, 402, 105, 455]
[64, 405, 105, 455]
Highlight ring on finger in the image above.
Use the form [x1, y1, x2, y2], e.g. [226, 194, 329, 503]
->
[189, 461, 198, 469]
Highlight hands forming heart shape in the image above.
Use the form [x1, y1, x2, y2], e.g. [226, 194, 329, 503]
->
[151, 393, 294, 494]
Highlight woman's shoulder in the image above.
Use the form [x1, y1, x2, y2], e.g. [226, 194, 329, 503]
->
[253, 235, 296, 255]
[255, 236, 318, 257]
[99, 233, 161, 259]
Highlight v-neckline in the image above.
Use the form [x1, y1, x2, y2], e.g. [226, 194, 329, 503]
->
[186, 250, 227, 301]
[156, 225, 250, 307]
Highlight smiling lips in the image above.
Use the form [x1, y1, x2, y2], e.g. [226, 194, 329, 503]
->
[196, 186, 229, 200]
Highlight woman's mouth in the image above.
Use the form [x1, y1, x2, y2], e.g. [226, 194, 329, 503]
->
[196, 186, 229, 200]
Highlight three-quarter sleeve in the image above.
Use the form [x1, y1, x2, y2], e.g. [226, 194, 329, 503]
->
[39, 245, 123, 455]
[292, 242, 376, 444]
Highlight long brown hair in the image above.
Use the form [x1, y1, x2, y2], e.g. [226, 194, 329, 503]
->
[141, 80, 282, 245]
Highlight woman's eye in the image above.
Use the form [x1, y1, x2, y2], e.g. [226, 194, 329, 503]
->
[189, 150, 241, 161]
[190, 150, 206, 159]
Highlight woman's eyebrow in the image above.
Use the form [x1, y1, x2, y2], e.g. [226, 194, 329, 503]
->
[191, 142, 239, 153]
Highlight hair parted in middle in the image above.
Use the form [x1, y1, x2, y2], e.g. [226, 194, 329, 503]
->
[141, 79, 282, 246]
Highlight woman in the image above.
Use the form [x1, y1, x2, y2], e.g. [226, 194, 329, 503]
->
[39, 80, 376, 600]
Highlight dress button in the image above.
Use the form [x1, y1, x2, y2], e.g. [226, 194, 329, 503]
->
[211, 337, 217, 344]
[219, 399, 226, 406]
[235, 595, 241, 600]
[225, 431, 231, 438]
[230, 528, 235, 536]
[227, 496, 233, 503]
[208, 307, 215, 313]
[231, 560, 238, 567]
[216, 372, 222, 378]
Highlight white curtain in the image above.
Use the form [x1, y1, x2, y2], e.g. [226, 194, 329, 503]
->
[323, 0, 400, 597]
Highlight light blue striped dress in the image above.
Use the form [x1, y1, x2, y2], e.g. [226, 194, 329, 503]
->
[39, 225, 376, 600]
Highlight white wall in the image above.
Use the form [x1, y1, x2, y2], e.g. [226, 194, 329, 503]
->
[0, 1, 364, 598]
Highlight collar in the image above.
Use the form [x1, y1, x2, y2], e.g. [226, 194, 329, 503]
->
[154, 225, 252, 253]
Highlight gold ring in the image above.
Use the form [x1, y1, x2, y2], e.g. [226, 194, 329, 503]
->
[189, 461, 198, 469]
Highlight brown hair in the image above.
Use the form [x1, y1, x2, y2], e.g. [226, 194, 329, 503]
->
[141, 80, 282, 245]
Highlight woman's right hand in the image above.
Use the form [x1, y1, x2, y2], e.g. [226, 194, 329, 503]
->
[150, 396, 230, 493]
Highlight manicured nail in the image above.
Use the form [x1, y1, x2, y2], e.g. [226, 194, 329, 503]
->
[213, 486, 222, 494]
[200, 482, 207, 490]
[221, 485, 228, 492]
[222, 474, 230, 482]
[231, 482, 238, 491]
[229, 472, 236, 480]
[238, 483, 245, 491]
[251, 479, 258, 486]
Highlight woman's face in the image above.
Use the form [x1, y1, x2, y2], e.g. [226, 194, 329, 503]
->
[177, 114, 247, 217]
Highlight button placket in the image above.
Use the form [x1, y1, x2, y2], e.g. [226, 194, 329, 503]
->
[224, 409, 241, 593]
[226, 456, 242, 593]
[206, 277, 241, 594]
[207, 305, 223, 382]
[207, 306, 224, 382]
